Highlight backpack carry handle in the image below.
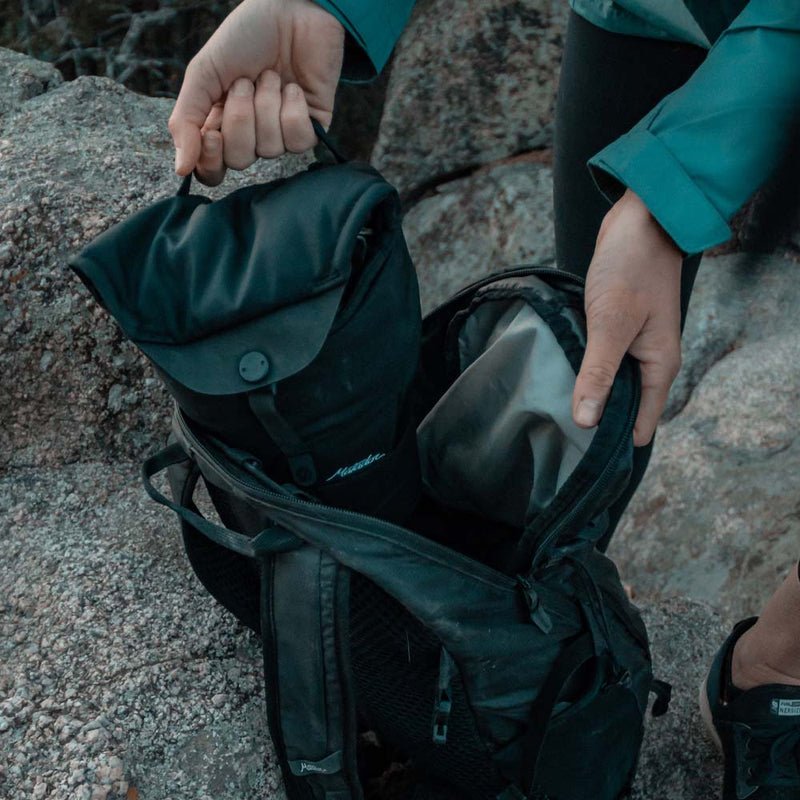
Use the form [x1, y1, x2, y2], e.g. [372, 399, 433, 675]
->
[143, 443, 304, 558]
[177, 116, 348, 197]
[311, 117, 349, 163]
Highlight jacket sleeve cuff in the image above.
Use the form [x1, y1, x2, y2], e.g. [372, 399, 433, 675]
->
[313, 0, 397, 82]
[587, 127, 733, 255]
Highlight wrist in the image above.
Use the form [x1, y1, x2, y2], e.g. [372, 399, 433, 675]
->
[617, 188, 683, 257]
[293, 0, 345, 30]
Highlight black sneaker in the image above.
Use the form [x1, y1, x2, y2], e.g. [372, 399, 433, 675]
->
[700, 617, 800, 799]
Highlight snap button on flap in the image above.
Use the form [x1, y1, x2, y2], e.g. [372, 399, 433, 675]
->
[239, 351, 270, 382]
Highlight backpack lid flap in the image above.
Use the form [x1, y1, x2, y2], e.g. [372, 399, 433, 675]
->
[69, 162, 397, 395]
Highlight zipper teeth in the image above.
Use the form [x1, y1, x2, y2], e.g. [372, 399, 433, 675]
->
[176, 412, 519, 592]
[425, 265, 584, 319]
[537, 432, 628, 559]
[531, 372, 638, 569]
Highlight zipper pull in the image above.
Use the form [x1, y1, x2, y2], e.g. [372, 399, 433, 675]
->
[516, 576, 553, 634]
[432, 647, 455, 744]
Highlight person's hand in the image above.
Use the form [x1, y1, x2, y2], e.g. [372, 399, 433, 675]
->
[572, 188, 684, 447]
[168, 0, 345, 185]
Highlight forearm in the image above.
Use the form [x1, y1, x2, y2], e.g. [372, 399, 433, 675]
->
[588, 1, 800, 254]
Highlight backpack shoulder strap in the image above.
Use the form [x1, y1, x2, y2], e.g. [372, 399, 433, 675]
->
[264, 549, 361, 800]
[520, 633, 598, 797]
[145, 443, 361, 799]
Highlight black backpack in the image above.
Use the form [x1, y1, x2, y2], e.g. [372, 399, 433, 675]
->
[70, 127, 670, 800]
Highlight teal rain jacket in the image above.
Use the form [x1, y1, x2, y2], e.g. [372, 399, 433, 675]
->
[313, 0, 800, 254]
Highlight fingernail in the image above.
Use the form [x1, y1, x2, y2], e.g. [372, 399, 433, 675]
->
[204, 131, 220, 151]
[575, 399, 603, 427]
[174, 147, 183, 173]
[285, 83, 301, 99]
[231, 77, 254, 97]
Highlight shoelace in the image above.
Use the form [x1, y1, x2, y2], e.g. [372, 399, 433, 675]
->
[738, 724, 800, 786]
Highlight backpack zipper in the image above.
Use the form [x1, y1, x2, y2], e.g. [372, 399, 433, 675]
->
[530, 368, 639, 571]
[173, 265, 604, 609]
[516, 575, 554, 634]
[424, 264, 584, 321]
[174, 409, 520, 594]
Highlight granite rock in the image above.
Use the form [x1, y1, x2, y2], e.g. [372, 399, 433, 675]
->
[665, 252, 800, 421]
[0, 461, 282, 800]
[403, 153, 555, 314]
[0, 59, 310, 469]
[0, 459, 732, 799]
[371, 0, 567, 198]
[0, 48, 63, 120]
[610, 254, 800, 620]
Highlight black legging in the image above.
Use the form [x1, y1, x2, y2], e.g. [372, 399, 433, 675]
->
[553, 10, 707, 550]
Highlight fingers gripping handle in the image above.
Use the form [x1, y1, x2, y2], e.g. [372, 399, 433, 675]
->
[176, 116, 347, 196]
[142, 443, 303, 557]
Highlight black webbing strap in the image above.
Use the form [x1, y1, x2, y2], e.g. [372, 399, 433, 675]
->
[143, 443, 303, 557]
[311, 118, 348, 164]
[650, 679, 672, 717]
[177, 172, 192, 196]
[248, 390, 318, 486]
[268, 549, 357, 800]
[247, 390, 310, 458]
[520, 634, 597, 797]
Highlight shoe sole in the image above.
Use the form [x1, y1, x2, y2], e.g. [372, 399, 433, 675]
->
[698, 676, 723, 753]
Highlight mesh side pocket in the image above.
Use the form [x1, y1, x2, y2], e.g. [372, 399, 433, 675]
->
[349, 572, 504, 799]
[182, 481, 262, 633]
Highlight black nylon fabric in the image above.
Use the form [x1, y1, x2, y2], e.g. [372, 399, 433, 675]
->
[69, 163, 398, 395]
[71, 159, 423, 525]
[140, 258, 654, 799]
[170, 391, 652, 799]
[158, 420, 654, 797]
[77, 146, 659, 798]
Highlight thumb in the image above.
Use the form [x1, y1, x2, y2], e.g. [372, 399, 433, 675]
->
[573, 309, 637, 430]
[168, 58, 223, 175]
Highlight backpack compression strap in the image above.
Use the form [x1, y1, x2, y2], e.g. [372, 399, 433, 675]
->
[143, 443, 303, 556]
[144, 443, 362, 800]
